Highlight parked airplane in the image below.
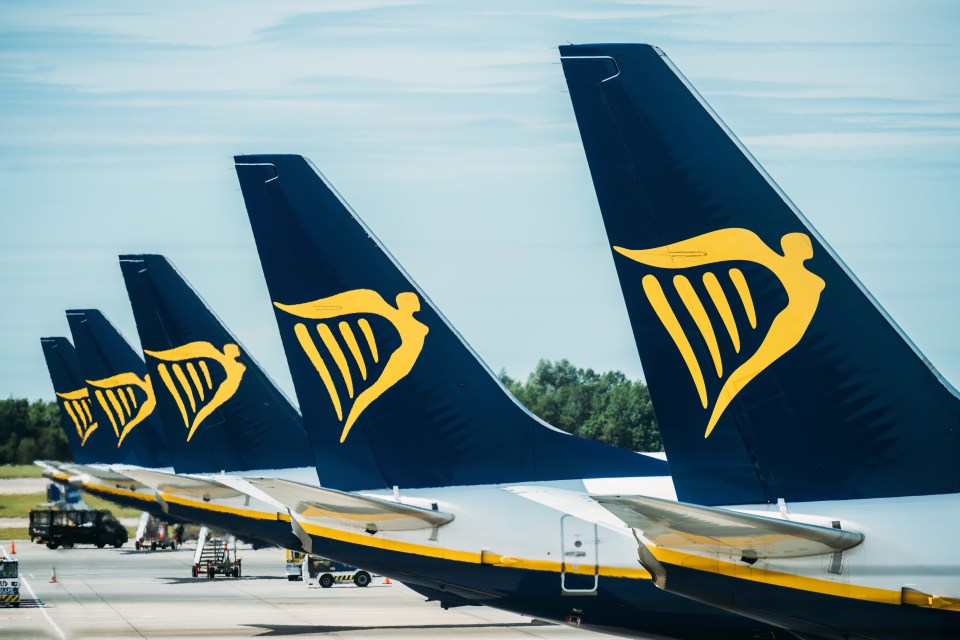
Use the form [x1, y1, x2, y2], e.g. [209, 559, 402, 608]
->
[51, 256, 316, 548]
[549, 43, 960, 640]
[114, 253, 316, 550]
[40, 299, 312, 549]
[178, 152, 794, 639]
[39, 329, 170, 516]
[40, 336, 137, 466]
[62, 309, 293, 537]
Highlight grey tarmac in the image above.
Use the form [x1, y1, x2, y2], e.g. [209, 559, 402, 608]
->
[0, 541, 593, 639]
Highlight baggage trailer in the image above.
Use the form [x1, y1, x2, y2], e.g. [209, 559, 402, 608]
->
[134, 514, 182, 551]
[29, 509, 127, 549]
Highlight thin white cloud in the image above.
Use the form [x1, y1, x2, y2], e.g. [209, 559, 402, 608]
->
[743, 131, 960, 149]
[2, 0, 960, 399]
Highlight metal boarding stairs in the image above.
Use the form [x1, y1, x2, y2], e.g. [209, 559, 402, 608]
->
[193, 526, 229, 564]
[192, 526, 240, 578]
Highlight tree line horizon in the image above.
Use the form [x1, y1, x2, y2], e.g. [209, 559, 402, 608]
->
[0, 358, 662, 465]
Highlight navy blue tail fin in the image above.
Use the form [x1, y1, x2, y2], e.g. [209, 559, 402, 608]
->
[560, 43, 960, 505]
[40, 336, 121, 465]
[234, 155, 668, 491]
[65, 310, 172, 468]
[118, 254, 312, 473]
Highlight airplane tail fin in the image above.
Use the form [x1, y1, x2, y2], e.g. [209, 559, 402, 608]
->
[560, 43, 960, 504]
[40, 336, 115, 465]
[234, 154, 668, 491]
[65, 310, 171, 468]
[118, 254, 313, 474]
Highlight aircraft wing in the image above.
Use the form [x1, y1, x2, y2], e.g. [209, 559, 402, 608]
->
[509, 487, 862, 559]
[242, 477, 454, 533]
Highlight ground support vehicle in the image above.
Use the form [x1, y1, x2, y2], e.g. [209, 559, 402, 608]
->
[29, 509, 127, 549]
[134, 514, 181, 551]
[285, 550, 305, 581]
[304, 556, 371, 588]
[0, 557, 18, 608]
[191, 527, 241, 579]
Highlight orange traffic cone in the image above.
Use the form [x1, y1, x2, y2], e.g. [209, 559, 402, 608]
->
[9, 540, 15, 554]
[49, 567, 57, 583]
[384, 576, 391, 584]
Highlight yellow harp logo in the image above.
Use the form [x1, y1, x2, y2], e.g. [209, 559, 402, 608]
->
[615, 228, 825, 437]
[55, 388, 98, 446]
[275, 289, 429, 443]
[143, 342, 246, 442]
[86, 373, 157, 446]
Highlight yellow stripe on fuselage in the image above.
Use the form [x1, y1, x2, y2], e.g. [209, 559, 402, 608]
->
[81, 479, 158, 504]
[296, 520, 651, 579]
[650, 546, 960, 611]
[79, 486, 653, 582]
[158, 493, 292, 522]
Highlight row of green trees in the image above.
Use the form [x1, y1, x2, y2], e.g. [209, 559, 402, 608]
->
[500, 359, 662, 453]
[0, 398, 70, 464]
[0, 359, 661, 465]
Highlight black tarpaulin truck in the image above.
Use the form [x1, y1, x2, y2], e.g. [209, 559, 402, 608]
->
[29, 509, 128, 549]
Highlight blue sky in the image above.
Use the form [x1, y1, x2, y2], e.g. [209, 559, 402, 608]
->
[2, 1, 959, 401]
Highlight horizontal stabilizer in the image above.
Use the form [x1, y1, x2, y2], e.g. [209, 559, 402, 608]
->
[62, 464, 162, 506]
[243, 477, 454, 532]
[41, 464, 72, 484]
[597, 494, 863, 559]
[508, 485, 861, 559]
[118, 468, 245, 503]
[34, 460, 60, 473]
[65, 463, 146, 484]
